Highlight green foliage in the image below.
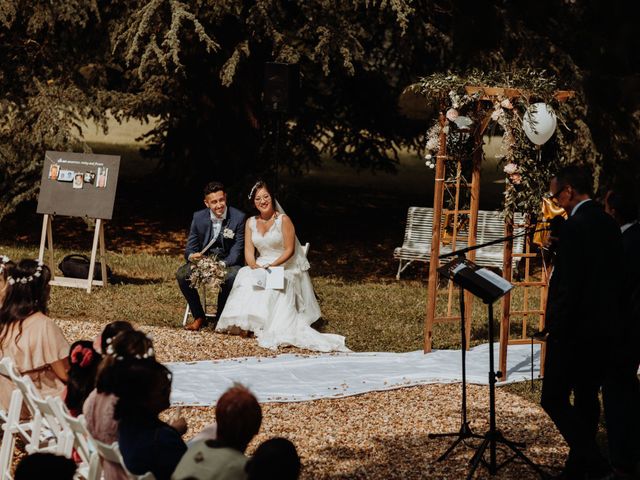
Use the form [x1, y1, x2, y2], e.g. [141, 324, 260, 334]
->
[414, 69, 604, 217]
[1, 0, 639, 219]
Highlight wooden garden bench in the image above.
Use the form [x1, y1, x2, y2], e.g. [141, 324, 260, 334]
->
[394, 206, 525, 279]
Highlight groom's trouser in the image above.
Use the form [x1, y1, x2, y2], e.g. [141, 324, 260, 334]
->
[176, 263, 240, 320]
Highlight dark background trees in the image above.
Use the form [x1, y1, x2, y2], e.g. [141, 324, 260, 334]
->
[1, 0, 639, 221]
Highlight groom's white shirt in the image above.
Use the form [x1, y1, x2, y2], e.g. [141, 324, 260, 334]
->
[209, 207, 228, 240]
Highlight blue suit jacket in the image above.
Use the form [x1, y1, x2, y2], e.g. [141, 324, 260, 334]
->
[184, 206, 246, 266]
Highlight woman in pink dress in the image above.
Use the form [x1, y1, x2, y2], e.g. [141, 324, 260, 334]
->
[0, 259, 70, 412]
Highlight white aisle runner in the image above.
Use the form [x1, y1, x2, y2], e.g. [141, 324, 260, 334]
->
[168, 343, 542, 406]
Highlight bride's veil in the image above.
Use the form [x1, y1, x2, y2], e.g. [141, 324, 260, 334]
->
[274, 200, 310, 272]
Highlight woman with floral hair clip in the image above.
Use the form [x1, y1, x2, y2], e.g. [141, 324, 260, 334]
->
[64, 340, 101, 416]
[0, 259, 70, 412]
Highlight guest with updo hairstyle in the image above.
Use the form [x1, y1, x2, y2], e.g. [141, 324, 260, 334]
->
[64, 340, 101, 416]
[113, 359, 186, 480]
[95, 320, 134, 355]
[83, 329, 156, 480]
[0, 259, 69, 412]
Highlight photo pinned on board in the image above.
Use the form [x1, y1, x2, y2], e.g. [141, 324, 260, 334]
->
[84, 172, 96, 185]
[96, 167, 108, 188]
[48, 163, 60, 180]
[73, 173, 84, 189]
[57, 169, 74, 182]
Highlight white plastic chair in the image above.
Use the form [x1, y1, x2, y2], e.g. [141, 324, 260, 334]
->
[25, 384, 71, 456]
[92, 439, 156, 480]
[0, 358, 23, 480]
[0, 357, 56, 480]
[47, 397, 102, 480]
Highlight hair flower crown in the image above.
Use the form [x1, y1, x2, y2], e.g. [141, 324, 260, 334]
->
[7, 260, 44, 285]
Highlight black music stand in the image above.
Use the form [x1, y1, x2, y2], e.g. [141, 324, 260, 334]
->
[428, 254, 483, 458]
[437, 256, 548, 479]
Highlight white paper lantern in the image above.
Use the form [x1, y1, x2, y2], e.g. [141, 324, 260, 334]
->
[522, 102, 557, 145]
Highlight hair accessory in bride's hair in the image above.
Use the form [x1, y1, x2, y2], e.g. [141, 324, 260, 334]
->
[7, 260, 44, 286]
[248, 181, 262, 200]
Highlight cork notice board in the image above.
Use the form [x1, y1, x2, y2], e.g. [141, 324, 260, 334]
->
[37, 151, 121, 220]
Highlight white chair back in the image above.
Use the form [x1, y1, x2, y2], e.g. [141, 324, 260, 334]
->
[0, 357, 59, 479]
[5, 362, 39, 418]
[92, 439, 156, 480]
[59, 408, 93, 464]
[0, 357, 22, 480]
[57, 405, 101, 480]
[27, 386, 71, 456]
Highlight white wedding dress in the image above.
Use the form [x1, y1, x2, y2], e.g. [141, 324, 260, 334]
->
[216, 215, 348, 352]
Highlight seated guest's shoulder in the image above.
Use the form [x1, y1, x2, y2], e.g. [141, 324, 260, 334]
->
[172, 440, 247, 480]
[22, 312, 66, 340]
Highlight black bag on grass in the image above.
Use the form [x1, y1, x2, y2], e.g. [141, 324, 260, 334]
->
[58, 254, 112, 281]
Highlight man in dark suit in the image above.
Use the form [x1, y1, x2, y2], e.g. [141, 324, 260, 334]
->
[541, 166, 624, 479]
[603, 189, 640, 478]
[176, 181, 246, 331]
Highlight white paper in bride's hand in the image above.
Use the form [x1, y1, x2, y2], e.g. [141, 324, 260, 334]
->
[252, 266, 284, 290]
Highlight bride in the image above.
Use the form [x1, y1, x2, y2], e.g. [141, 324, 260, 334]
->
[216, 181, 348, 352]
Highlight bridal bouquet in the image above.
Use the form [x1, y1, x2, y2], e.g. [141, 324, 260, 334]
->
[188, 255, 227, 291]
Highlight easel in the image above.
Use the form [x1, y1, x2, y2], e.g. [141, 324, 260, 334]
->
[37, 214, 108, 293]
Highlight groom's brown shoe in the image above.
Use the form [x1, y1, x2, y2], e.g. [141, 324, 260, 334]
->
[185, 317, 205, 331]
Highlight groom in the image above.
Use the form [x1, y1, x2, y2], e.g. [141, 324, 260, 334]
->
[176, 181, 246, 331]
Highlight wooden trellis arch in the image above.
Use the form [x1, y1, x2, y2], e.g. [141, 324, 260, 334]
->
[423, 86, 573, 380]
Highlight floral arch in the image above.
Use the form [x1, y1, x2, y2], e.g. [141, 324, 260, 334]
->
[406, 70, 582, 379]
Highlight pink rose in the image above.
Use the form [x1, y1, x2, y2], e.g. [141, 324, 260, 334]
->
[510, 173, 522, 185]
[446, 108, 459, 121]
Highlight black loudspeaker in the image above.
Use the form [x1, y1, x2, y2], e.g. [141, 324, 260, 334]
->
[263, 62, 299, 113]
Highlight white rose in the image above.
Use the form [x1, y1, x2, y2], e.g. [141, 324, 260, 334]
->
[503, 163, 519, 175]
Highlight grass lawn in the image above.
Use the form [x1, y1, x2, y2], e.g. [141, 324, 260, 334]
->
[0, 243, 547, 408]
[0, 128, 554, 409]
